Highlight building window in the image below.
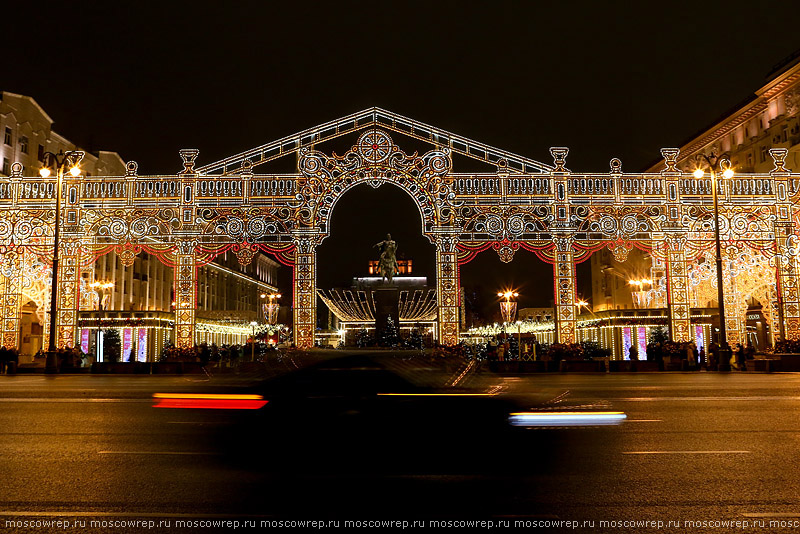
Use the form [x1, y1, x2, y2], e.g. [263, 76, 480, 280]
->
[37, 144, 44, 162]
[2, 158, 9, 176]
[19, 136, 28, 154]
[3, 128, 11, 146]
[760, 146, 768, 163]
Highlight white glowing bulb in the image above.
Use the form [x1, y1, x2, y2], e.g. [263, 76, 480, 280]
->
[693, 169, 704, 179]
[39, 168, 51, 177]
[722, 168, 734, 179]
[69, 167, 81, 177]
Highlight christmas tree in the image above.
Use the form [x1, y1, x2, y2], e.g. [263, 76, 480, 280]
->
[356, 327, 372, 348]
[379, 316, 400, 348]
[405, 328, 424, 350]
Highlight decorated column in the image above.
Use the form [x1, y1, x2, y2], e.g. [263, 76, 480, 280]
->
[553, 236, 577, 344]
[292, 232, 320, 349]
[722, 265, 745, 346]
[173, 240, 197, 348]
[664, 234, 692, 342]
[0, 251, 22, 349]
[435, 233, 460, 346]
[776, 232, 800, 341]
[771, 148, 800, 340]
[55, 239, 82, 348]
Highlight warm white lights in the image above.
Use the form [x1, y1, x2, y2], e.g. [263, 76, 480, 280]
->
[39, 168, 51, 178]
[693, 168, 704, 179]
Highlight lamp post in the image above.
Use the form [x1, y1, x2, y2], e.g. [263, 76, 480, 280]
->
[576, 299, 603, 345]
[40, 151, 82, 374]
[90, 281, 114, 311]
[89, 281, 114, 364]
[497, 291, 519, 324]
[694, 153, 734, 371]
[261, 293, 282, 324]
[628, 279, 653, 309]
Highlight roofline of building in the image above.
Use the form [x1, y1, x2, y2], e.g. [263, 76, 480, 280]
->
[1, 91, 54, 125]
[643, 51, 800, 172]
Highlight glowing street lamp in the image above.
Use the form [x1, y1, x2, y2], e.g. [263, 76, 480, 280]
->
[628, 279, 652, 309]
[694, 153, 734, 370]
[497, 291, 519, 324]
[261, 293, 282, 324]
[40, 150, 83, 373]
[89, 281, 114, 311]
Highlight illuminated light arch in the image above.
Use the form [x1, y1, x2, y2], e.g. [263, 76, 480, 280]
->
[0, 111, 798, 350]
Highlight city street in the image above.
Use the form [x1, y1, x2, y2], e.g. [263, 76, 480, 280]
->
[1, 368, 800, 531]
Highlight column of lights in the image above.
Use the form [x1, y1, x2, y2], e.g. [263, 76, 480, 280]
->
[693, 154, 734, 371]
[39, 151, 82, 374]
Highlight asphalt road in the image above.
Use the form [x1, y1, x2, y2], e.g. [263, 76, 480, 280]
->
[1, 368, 800, 532]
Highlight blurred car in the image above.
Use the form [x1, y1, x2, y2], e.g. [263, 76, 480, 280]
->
[153, 352, 625, 473]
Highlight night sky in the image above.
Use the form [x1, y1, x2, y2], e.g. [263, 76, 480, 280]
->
[6, 2, 799, 318]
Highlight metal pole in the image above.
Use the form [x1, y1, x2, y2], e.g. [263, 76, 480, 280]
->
[45, 164, 63, 373]
[711, 165, 731, 371]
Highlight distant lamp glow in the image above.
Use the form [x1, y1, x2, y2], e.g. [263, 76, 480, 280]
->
[69, 166, 81, 177]
[576, 300, 588, 307]
[693, 168, 704, 179]
[722, 168, 734, 179]
[39, 167, 51, 178]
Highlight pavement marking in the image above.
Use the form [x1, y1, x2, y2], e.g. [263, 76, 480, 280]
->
[98, 451, 221, 456]
[166, 421, 225, 425]
[742, 513, 800, 518]
[623, 450, 751, 455]
[0, 511, 274, 518]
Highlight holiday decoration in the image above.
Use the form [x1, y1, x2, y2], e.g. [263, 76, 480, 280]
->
[0, 109, 796, 352]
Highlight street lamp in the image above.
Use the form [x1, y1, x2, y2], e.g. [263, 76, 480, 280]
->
[261, 293, 282, 324]
[40, 150, 82, 373]
[693, 153, 734, 371]
[89, 281, 114, 311]
[497, 291, 519, 324]
[628, 279, 653, 309]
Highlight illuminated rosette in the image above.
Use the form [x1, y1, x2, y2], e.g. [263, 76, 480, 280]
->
[357, 130, 393, 163]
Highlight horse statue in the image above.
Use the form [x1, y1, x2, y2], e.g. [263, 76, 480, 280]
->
[373, 233, 399, 283]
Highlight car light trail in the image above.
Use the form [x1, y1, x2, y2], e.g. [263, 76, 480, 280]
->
[509, 411, 627, 427]
[153, 393, 268, 410]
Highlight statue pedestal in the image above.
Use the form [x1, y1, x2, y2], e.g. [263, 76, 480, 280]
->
[373, 287, 400, 341]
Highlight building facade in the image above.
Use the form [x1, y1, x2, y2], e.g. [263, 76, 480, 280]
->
[0, 91, 126, 178]
[3, 91, 281, 361]
[645, 52, 800, 174]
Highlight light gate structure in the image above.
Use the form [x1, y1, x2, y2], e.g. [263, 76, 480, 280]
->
[1, 108, 798, 350]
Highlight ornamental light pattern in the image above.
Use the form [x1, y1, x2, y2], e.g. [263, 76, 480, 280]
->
[0, 108, 798, 350]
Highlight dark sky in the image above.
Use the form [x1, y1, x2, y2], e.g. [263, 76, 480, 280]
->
[5, 1, 799, 318]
